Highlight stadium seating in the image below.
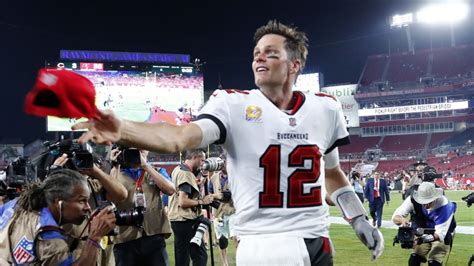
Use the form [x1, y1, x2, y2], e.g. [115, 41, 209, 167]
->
[386, 52, 429, 83]
[379, 134, 427, 152]
[339, 135, 381, 153]
[359, 55, 389, 86]
[438, 127, 474, 147]
[429, 132, 456, 148]
[431, 45, 474, 79]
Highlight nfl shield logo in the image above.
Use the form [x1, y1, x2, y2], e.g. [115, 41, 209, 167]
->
[13, 236, 35, 264]
[289, 118, 297, 127]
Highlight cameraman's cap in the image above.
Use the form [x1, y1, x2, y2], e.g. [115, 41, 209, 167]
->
[413, 182, 443, 204]
[25, 68, 98, 118]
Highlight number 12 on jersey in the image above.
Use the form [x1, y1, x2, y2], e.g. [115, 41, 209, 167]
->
[259, 145, 323, 208]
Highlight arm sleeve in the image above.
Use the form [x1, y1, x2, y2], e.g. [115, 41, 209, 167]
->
[194, 90, 230, 146]
[178, 183, 193, 195]
[392, 196, 414, 220]
[323, 147, 340, 169]
[325, 100, 350, 154]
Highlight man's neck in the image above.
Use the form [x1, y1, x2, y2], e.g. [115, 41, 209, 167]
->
[183, 160, 194, 172]
[259, 84, 294, 110]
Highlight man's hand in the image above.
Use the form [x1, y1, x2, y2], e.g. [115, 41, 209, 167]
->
[110, 148, 121, 162]
[201, 194, 214, 205]
[72, 110, 122, 145]
[79, 164, 100, 178]
[351, 216, 384, 261]
[53, 153, 69, 167]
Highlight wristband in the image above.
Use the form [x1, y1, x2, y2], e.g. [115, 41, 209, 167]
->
[330, 186, 367, 222]
[87, 238, 101, 249]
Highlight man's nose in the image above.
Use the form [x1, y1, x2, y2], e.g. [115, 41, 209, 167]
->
[254, 54, 266, 62]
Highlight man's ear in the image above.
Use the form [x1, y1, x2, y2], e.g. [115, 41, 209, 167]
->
[289, 59, 302, 75]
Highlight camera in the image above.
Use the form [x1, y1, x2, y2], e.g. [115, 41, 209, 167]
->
[190, 216, 211, 246]
[420, 166, 442, 182]
[46, 139, 94, 170]
[350, 171, 360, 180]
[393, 227, 435, 249]
[462, 192, 474, 207]
[112, 145, 141, 168]
[207, 191, 232, 209]
[98, 201, 145, 228]
[202, 157, 225, 172]
[3, 157, 37, 200]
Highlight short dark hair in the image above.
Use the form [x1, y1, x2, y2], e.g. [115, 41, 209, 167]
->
[183, 149, 205, 160]
[254, 20, 309, 75]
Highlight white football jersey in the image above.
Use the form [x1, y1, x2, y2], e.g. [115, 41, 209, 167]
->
[197, 89, 349, 238]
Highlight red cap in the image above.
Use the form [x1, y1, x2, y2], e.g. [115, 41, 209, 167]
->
[24, 68, 98, 118]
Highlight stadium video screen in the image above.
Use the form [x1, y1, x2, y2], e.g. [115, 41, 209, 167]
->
[45, 62, 204, 131]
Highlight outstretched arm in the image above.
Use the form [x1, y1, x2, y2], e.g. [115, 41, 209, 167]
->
[72, 110, 203, 153]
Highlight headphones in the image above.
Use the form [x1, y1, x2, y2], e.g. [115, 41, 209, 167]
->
[58, 200, 64, 209]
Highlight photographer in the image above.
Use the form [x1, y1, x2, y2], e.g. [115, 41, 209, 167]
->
[392, 182, 456, 266]
[0, 168, 116, 265]
[111, 148, 175, 266]
[52, 153, 128, 266]
[209, 156, 235, 266]
[168, 149, 214, 266]
[403, 161, 427, 199]
[350, 171, 365, 203]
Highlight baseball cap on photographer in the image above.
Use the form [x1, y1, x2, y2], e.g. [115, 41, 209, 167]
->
[413, 182, 443, 205]
[24, 68, 98, 118]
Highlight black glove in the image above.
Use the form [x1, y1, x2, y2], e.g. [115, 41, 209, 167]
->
[462, 192, 474, 207]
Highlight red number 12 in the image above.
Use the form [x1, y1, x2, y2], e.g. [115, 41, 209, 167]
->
[259, 145, 322, 208]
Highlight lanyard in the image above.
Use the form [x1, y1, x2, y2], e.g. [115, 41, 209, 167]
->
[135, 170, 146, 190]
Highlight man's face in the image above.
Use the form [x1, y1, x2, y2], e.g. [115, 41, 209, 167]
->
[416, 164, 425, 173]
[252, 34, 294, 89]
[422, 201, 435, 210]
[192, 152, 206, 172]
[374, 173, 380, 179]
[61, 184, 91, 225]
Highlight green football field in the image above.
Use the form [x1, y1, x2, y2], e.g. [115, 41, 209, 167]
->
[164, 190, 474, 265]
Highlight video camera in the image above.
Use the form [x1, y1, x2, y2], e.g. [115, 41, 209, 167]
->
[420, 166, 442, 182]
[202, 157, 225, 172]
[2, 157, 37, 200]
[46, 139, 95, 170]
[111, 145, 141, 168]
[393, 227, 436, 249]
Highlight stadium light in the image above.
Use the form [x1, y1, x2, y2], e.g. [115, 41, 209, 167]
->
[391, 13, 414, 28]
[417, 2, 469, 24]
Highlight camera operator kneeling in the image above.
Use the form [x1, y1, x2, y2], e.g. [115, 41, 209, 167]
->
[0, 169, 116, 265]
[392, 182, 456, 266]
[111, 148, 175, 266]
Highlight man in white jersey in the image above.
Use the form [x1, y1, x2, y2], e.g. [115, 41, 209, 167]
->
[73, 20, 384, 265]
